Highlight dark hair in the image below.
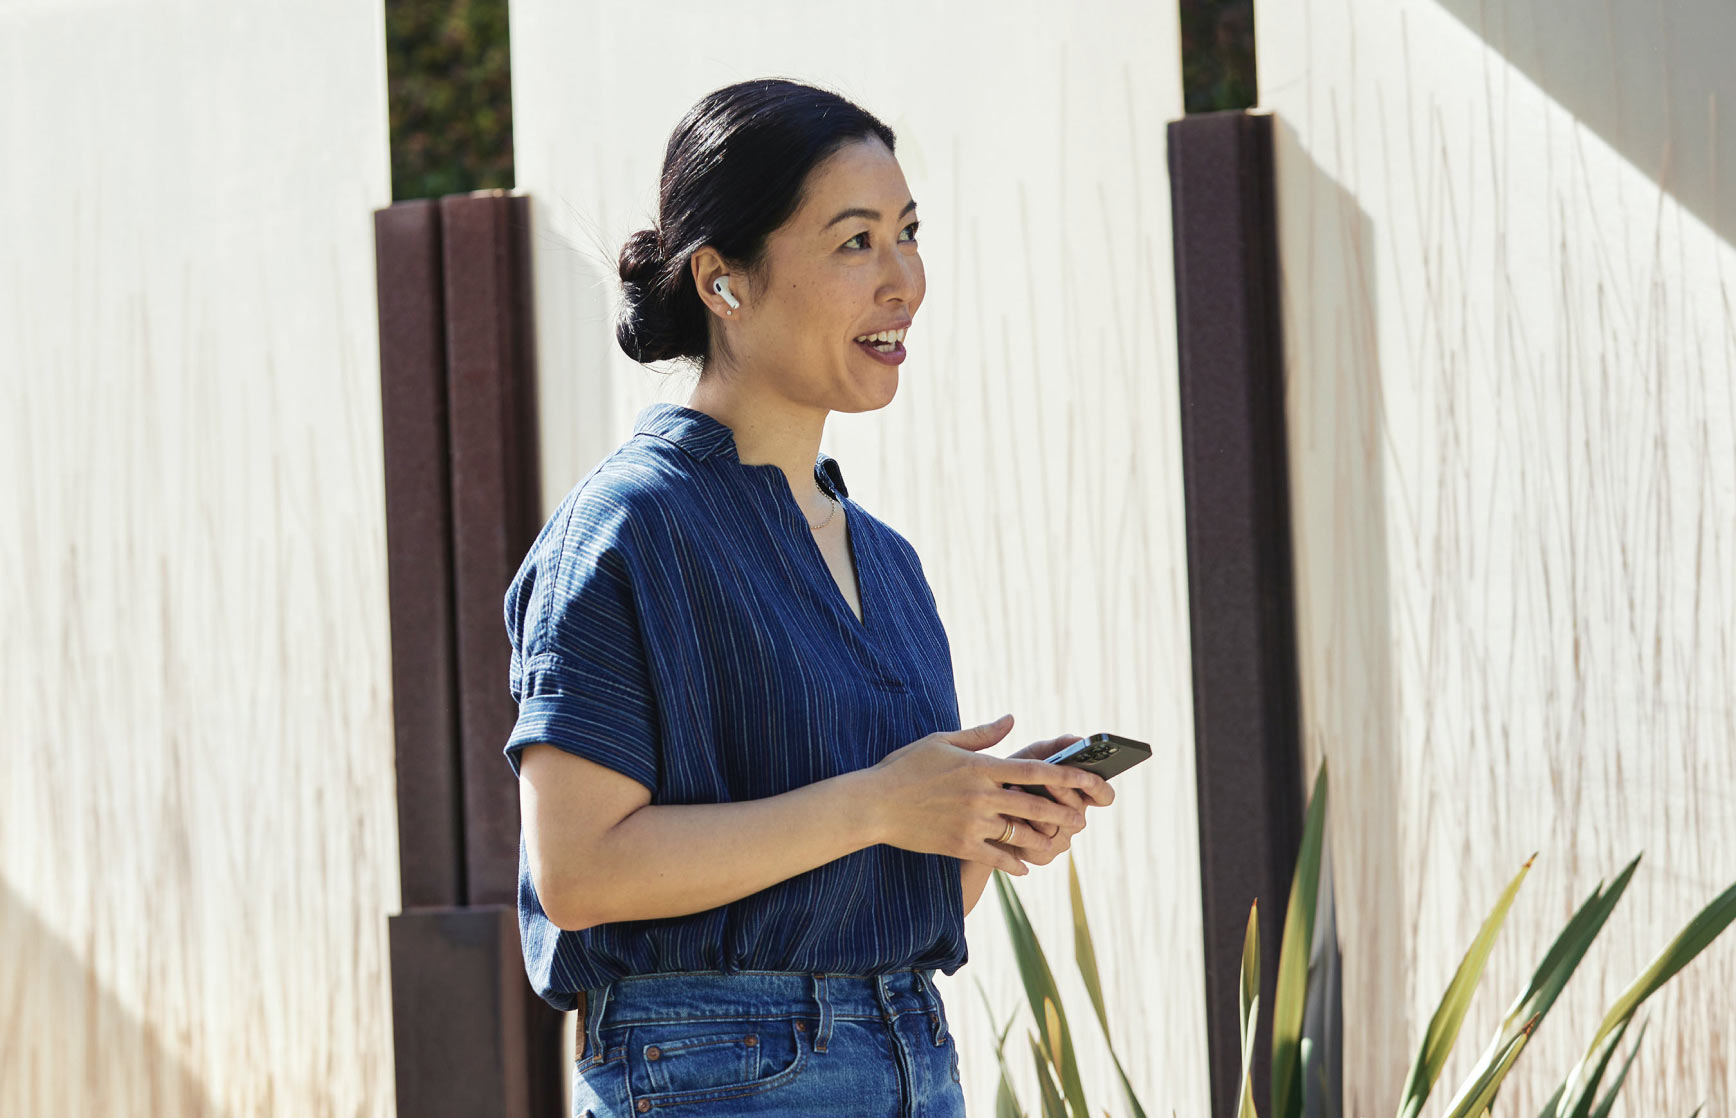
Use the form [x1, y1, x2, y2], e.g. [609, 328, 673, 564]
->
[615, 78, 897, 371]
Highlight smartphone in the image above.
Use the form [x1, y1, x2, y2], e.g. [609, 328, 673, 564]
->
[1006, 732, 1150, 803]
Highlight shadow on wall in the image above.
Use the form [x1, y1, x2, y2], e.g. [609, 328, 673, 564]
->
[1269, 114, 1404, 1115]
[1432, 0, 1736, 250]
[0, 883, 218, 1118]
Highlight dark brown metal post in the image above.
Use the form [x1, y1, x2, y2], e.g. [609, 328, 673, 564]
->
[388, 907, 530, 1116]
[375, 199, 466, 911]
[439, 190, 543, 910]
[1167, 109, 1306, 1118]
[376, 190, 559, 1117]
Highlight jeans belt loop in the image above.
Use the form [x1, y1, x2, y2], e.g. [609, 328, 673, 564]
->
[585, 983, 610, 1063]
[915, 968, 946, 1046]
[814, 973, 834, 1053]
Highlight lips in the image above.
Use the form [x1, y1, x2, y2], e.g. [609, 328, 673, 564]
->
[853, 337, 907, 365]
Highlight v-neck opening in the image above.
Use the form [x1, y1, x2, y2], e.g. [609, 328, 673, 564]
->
[757, 466, 868, 632]
[805, 489, 867, 631]
[833, 503, 867, 629]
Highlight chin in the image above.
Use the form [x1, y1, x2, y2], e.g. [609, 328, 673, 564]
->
[861, 372, 900, 411]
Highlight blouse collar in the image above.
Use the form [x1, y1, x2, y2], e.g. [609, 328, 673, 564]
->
[634, 402, 849, 499]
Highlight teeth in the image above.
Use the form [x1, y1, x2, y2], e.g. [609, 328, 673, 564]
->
[854, 328, 907, 344]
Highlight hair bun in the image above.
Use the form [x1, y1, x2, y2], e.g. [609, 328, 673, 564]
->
[618, 226, 665, 290]
[616, 226, 689, 366]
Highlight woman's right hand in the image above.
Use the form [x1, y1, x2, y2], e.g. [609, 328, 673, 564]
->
[865, 713, 1109, 875]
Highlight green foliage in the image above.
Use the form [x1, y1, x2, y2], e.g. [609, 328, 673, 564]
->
[984, 759, 1733, 1118]
[385, 0, 514, 201]
[1179, 0, 1257, 114]
[1395, 853, 1536, 1118]
[1270, 765, 1327, 1118]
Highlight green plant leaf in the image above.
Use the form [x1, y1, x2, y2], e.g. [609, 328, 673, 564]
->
[1028, 1030, 1068, 1118]
[1238, 993, 1262, 1118]
[1440, 858, 1639, 1118]
[1071, 853, 1106, 1026]
[1502, 855, 1643, 1043]
[1396, 852, 1538, 1118]
[1236, 900, 1262, 1118]
[1546, 876, 1736, 1118]
[1582, 878, 1736, 1056]
[1587, 1017, 1648, 1118]
[974, 979, 1027, 1118]
[1272, 760, 1328, 1118]
[1068, 854, 1148, 1118]
[1547, 1017, 1631, 1118]
[994, 870, 1092, 1118]
[1242, 900, 1261, 1041]
[1440, 1014, 1541, 1118]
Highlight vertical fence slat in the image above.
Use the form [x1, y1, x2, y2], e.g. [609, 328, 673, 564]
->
[1168, 109, 1307, 1118]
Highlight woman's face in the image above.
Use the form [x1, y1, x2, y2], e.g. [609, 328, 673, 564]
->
[716, 136, 925, 412]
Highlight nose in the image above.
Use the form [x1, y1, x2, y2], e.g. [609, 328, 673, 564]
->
[879, 242, 921, 306]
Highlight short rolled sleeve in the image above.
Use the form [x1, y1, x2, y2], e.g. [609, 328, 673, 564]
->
[502, 514, 661, 793]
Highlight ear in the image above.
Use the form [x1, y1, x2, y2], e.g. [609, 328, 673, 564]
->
[689, 247, 740, 318]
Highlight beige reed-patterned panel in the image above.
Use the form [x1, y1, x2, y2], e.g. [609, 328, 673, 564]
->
[1258, 0, 1736, 1112]
[0, 3, 398, 1115]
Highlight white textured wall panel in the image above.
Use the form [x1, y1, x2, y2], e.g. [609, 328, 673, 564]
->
[1257, 0, 1736, 1112]
[0, 3, 397, 1115]
[507, 1, 1199, 1112]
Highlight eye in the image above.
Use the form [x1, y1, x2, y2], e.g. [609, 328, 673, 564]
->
[844, 220, 921, 251]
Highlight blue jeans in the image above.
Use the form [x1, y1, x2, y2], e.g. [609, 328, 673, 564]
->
[571, 968, 966, 1117]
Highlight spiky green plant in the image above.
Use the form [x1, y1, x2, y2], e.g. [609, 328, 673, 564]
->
[984, 759, 1736, 1118]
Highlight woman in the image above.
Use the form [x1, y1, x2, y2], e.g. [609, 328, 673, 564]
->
[503, 77, 1115, 1118]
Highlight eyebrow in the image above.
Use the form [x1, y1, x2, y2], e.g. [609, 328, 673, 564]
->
[823, 199, 918, 230]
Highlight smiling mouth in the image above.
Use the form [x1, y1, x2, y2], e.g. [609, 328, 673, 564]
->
[852, 336, 908, 364]
[853, 323, 909, 348]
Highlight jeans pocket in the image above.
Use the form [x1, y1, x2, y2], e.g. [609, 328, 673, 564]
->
[623, 1015, 810, 1107]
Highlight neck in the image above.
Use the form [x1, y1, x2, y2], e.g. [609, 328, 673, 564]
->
[685, 382, 832, 513]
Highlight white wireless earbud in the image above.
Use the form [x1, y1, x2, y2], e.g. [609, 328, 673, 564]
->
[713, 276, 740, 309]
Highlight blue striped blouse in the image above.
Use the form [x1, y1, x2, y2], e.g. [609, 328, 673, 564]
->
[502, 401, 968, 1011]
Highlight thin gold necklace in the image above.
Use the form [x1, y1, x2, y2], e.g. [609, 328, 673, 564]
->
[806, 486, 840, 531]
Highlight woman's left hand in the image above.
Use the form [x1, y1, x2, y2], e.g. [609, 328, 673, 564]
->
[994, 734, 1113, 866]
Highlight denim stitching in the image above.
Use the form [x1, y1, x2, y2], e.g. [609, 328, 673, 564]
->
[625, 1020, 811, 1108]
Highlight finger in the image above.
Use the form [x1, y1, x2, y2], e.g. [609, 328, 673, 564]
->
[991, 818, 1042, 851]
[994, 787, 1086, 831]
[1009, 817, 1060, 840]
[985, 843, 1030, 875]
[1069, 784, 1110, 809]
[1005, 758, 1111, 800]
[998, 824, 1067, 864]
[1031, 733, 1084, 759]
[997, 779, 1099, 821]
[950, 713, 1015, 752]
[1051, 787, 1086, 813]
